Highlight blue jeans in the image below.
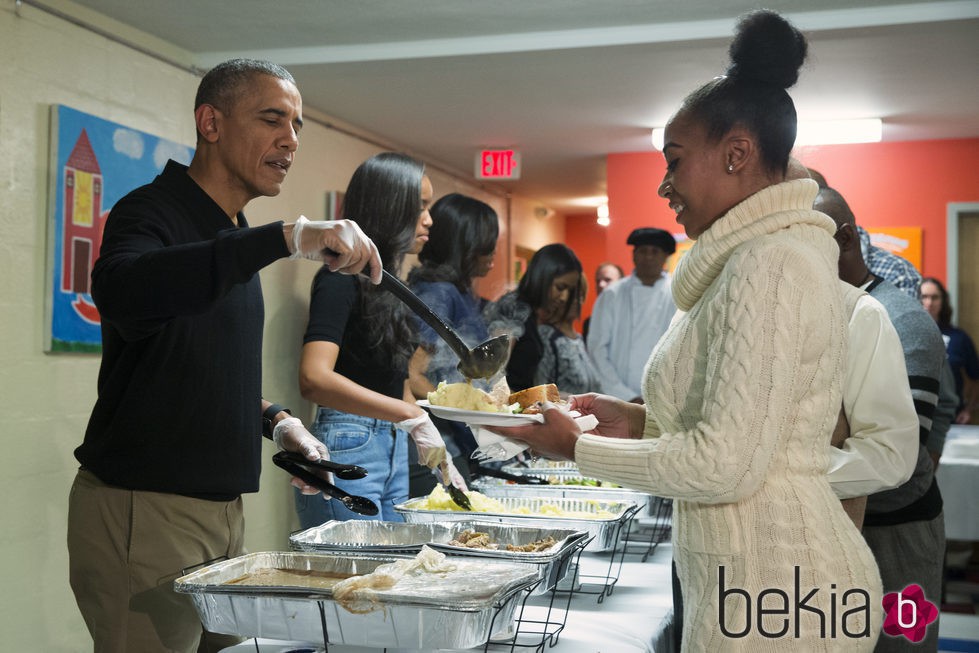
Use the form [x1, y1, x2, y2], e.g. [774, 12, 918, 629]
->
[294, 407, 409, 529]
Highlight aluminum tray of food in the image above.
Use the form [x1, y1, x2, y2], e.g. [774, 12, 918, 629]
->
[474, 477, 654, 515]
[395, 487, 640, 552]
[174, 550, 537, 649]
[289, 520, 440, 554]
[502, 462, 614, 484]
[505, 459, 582, 474]
[289, 519, 587, 595]
[426, 521, 589, 594]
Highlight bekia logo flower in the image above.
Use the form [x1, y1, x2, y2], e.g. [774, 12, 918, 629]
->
[881, 584, 938, 642]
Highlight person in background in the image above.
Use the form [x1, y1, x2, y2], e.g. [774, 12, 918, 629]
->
[807, 168, 923, 298]
[495, 11, 884, 648]
[406, 192, 499, 496]
[581, 261, 623, 341]
[296, 152, 463, 528]
[68, 59, 381, 653]
[781, 160, 918, 528]
[595, 261, 625, 293]
[484, 243, 589, 393]
[921, 276, 979, 424]
[587, 228, 676, 402]
[536, 273, 603, 394]
[809, 169, 957, 457]
[819, 186, 949, 651]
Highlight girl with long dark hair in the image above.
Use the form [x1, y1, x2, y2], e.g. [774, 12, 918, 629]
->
[295, 152, 462, 526]
[485, 243, 600, 395]
[406, 192, 500, 494]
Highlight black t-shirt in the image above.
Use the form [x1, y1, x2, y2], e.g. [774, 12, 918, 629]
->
[304, 267, 408, 399]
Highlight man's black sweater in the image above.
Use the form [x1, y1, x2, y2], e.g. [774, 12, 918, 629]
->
[75, 161, 290, 500]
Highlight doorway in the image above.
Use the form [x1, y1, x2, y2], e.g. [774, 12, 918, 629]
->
[947, 203, 979, 424]
[945, 203, 979, 339]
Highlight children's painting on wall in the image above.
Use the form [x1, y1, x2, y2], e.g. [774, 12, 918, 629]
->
[45, 105, 193, 353]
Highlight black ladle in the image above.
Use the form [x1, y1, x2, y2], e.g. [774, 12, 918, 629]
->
[272, 452, 379, 516]
[379, 270, 509, 380]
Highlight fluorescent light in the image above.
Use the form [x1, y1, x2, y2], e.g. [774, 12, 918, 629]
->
[651, 127, 665, 151]
[596, 203, 610, 226]
[650, 118, 882, 150]
[795, 119, 882, 146]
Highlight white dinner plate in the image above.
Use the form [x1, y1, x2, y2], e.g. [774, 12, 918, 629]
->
[417, 400, 544, 427]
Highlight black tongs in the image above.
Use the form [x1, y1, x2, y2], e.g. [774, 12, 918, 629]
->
[272, 451, 379, 516]
[473, 464, 550, 485]
[446, 480, 473, 511]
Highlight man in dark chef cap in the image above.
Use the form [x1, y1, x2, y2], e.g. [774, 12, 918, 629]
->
[66, 59, 381, 653]
[587, 227, 677, 402]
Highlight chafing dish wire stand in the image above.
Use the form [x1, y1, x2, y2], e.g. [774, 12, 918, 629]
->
[465, 482, 645, 603]
[485, 534, 593, 652]
[555, 503, 640, 603]
[622, 495, 674, 562]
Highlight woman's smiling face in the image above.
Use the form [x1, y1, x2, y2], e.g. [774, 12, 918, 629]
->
[657, 112, 733, 239]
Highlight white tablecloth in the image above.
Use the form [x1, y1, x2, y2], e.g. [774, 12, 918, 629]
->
[937, 425, 979, 541]
[219, 544, 676, 653]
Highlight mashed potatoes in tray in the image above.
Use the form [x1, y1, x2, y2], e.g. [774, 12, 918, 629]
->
[416, 485, 616, 520]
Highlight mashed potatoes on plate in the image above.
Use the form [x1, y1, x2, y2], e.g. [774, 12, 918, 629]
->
[427, 381, 514, 413]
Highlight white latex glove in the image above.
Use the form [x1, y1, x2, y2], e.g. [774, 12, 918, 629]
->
[439, 456, 468, 492]
[289, 215, 383, 284]
[396, 413, 448, 470]
[272, 416, 334, 494]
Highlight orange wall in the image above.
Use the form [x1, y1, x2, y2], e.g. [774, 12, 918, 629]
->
[567, 138, 979, 321]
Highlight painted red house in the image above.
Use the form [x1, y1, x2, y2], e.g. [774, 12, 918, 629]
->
[61, 129, 103, 323]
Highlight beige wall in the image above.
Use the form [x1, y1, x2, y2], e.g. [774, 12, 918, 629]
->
[0, 3, 564, 650]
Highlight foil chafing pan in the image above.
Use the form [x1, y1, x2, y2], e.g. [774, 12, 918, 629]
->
[474, 477, 654, 515]
[288, 520, 440, 554]
[289, 520, 589, 595]
[174, 551, 537, 649]
[499, 463, 658, 515]
[395, 495, 639, 552]
[507, 459, 582, 473]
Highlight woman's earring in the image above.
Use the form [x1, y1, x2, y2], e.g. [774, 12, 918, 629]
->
[727, 164, 734, 173]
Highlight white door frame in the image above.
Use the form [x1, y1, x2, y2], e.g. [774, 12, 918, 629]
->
[946, 202, 979, 311]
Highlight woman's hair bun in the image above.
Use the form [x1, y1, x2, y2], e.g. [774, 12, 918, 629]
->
[726, 10, 807, 89]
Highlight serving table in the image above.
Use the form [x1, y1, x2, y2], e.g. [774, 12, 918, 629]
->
[936, 424, 979, 541]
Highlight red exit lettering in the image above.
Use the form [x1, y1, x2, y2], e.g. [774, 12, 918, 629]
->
[475, 150, 520, 180]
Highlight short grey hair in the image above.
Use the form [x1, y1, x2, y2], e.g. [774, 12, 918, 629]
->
[194, 58, 296, 113]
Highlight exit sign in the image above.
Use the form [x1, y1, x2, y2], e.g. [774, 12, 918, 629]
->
[475, 149, 521, 180]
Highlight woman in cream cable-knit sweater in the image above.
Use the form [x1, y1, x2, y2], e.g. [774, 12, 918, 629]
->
[498, 11, 882, 651]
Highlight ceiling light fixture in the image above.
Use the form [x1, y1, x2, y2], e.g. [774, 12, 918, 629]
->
[596, 203, 610, 227]
[794, 118, 883, 146]
[650, 118, 883, 151]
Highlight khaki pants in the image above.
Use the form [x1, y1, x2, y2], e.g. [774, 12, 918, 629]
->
[68, 469, 246, 653]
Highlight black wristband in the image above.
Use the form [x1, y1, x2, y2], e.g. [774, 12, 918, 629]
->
[262, 404, 292, 440]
